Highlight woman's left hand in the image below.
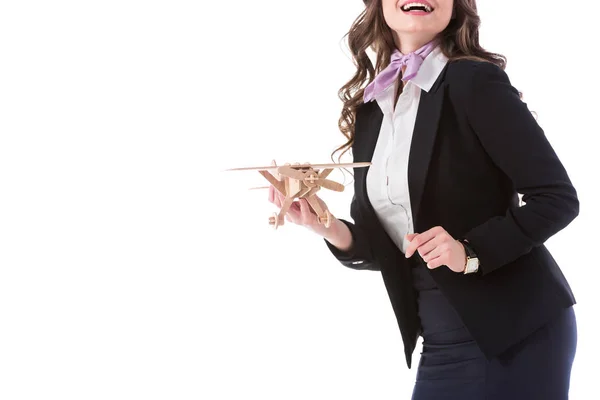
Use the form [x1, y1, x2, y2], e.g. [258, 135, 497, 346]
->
[404, 226, 467, 273]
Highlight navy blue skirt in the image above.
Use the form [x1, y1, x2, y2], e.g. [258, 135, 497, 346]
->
[409, 257, 577, 400]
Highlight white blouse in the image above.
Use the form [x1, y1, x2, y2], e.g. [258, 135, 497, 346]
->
[366, 46, 448, 254]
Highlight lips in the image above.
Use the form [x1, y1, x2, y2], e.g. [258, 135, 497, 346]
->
[400, 1, 434, 13]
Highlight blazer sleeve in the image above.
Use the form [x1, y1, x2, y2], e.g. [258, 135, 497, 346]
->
[462, 62, 579, 275]
[324, 194, 379, 271]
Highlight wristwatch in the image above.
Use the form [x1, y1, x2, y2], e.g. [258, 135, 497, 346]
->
[459, 239, 479, 274]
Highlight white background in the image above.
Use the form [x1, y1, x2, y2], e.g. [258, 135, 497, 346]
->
[1, 0, 598, 399]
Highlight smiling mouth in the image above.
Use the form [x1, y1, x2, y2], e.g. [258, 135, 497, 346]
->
[401, 2, 434, 12]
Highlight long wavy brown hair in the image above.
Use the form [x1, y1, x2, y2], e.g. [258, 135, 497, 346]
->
[332, 0, 506, 161]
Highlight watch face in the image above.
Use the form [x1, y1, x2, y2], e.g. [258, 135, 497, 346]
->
[466, 258, 479, 273]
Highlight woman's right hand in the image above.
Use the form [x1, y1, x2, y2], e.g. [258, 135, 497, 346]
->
[267, 185, 354, 251]
[267, 185, 328, 233]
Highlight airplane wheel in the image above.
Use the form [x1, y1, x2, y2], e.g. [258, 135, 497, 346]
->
[269, 212, 283, 229]
[319, 210, 332, 228]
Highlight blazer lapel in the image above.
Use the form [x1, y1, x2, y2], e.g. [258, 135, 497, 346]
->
[407, 82, 447, 228]
[359, 101, 384, 165]
[354, 101, 384, 217]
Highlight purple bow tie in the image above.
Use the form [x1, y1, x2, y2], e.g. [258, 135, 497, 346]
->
[363, 40, 438, 103]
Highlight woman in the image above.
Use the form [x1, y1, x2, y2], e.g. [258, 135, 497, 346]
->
[268, 0, 579, 398]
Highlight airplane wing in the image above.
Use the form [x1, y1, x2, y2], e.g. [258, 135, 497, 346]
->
[225, 162, 370, 172]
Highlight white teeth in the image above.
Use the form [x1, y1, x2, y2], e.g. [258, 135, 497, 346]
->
[401, 2, 433, 12]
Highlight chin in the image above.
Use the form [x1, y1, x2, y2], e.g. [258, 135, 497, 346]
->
[400, 24, 428, 33]
[397, 24, 435, 35]
[388, 13, 448, 35]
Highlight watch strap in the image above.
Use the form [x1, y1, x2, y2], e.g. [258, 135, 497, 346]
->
[459, 239, 479, 274]
[460, 239, 476, 258]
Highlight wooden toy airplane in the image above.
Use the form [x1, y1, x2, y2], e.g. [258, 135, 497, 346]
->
[226, 160, 371, 229]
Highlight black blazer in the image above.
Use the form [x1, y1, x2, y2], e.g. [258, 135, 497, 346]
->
[325, 59, 579, 368]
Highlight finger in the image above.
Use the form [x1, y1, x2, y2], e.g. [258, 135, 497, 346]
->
[298, 199, 315, 225]
[404, 228, 438, 258]
[298, 199, 309, 223]
[421, 245, 444, 263]
[417, 236, 445, 259]
[287, 202, 302, 222]
[405, 233, 418, 242]
[268, 185, 274, 203]
[286, 213, 300, 224]
[420, 229, 455, 259]
[425, 255, 445, 269]
[290, 201, 300, 213]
